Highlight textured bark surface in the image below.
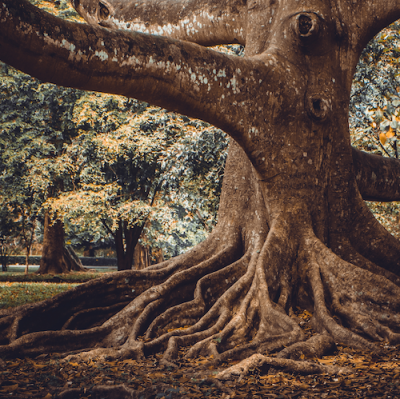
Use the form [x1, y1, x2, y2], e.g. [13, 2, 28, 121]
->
[38, 213, 86, 274]
[0, 0, 400, 378]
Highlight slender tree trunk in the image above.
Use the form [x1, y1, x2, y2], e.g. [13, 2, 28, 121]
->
[24, 245, 30, 275]
[38, 212, 85, 274]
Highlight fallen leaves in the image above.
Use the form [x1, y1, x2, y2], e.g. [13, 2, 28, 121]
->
[0, 342, 399, 398]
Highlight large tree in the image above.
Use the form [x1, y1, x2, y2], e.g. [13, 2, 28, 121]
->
[0, 62, 86, 274]
[1, 0, 400, 378]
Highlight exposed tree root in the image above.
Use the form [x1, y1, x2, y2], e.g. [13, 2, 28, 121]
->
[276, 334, 336, 360]
[215, 353, 351, 381]
[304, 231, 400, 348]
[1, 188, 400, 378]
[349, 195, 400, 275]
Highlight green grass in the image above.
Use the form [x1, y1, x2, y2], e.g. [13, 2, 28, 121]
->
[0, 270, 117, 309]
[0, 282, 81, 309]
[0, 270, 114, 283]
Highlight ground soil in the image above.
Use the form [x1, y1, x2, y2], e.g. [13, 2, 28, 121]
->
[0, 309, 399, 398]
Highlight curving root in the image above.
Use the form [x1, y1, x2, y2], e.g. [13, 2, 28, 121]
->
[215, 353, 351, 381]
[277, 334, 336, 360]
[2, 205, 400, 382]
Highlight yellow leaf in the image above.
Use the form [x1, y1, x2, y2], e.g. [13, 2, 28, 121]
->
[297, 383, 310, 389]
[371, 122, 377, 128]
[387, 127, 395, 138]
[68, 362, 79, 367]
[303, 310, 312, 317]
[32, 362, 47, 369]
[380, 132, 387, 145]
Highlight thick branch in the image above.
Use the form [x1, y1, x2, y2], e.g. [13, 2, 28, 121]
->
[0, 0, 259, 141]
[341, 0, 400, 68]
[75, 0, 247, 45]
[352, 147, 400, 201]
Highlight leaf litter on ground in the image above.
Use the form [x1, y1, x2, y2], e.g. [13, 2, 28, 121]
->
[0, 289, 399, 398]
[0, 342, 399, 398]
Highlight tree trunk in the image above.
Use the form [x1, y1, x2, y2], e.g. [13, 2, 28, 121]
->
[114, 222, 144, 271]
[24, 246, 30, 275]
[134, 243, 158, 270]
[0, 240, 8, 272]
[38, 213, 85, 274]
[3, 0, 400, 379]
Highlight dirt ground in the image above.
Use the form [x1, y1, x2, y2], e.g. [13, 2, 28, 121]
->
[0, 340, 399, 398]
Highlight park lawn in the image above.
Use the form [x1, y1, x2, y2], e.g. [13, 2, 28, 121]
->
[0, 281, 81, 309]
[0, 270, 115, 308]
[0, 270, 112, 283]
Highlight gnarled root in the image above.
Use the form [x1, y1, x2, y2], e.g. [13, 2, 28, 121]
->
[276, 334, 336, 360]
[1, 204, 400, 382]
[303, 230, 400, 349]
[0, 228, 241, 357]
[215, 353, 351, 381]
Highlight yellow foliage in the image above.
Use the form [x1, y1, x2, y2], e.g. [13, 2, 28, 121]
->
[379, 132, 387, 145]
[386, 126, 395, 138]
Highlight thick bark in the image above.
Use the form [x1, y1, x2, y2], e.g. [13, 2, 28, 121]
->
[1, 0, 400, 381]
[74, 0, 247, 45]
[38, 213, 86, 274]
[353, 147, 400, 201]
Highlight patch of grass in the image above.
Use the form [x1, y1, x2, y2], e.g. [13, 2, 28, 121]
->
[0, 282, 81, 309]
[0, 271, 114, 283]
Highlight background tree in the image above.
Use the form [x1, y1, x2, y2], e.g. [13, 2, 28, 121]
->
[48, 94, 228, 270]
[1, 0, 400, 380]
[0, 0, 229, 273]
[0, 206, 15, 271]
[0, 59, 86, 274]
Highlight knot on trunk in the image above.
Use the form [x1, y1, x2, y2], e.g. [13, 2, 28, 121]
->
[295, 13, 319, 38]
[306, 94, 330, 121]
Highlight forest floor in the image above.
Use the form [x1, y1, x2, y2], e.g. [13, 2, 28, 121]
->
[0, 341, 399, 398]
[0, 274, 399, 398]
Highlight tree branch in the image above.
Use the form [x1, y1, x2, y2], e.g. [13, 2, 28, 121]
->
[352, 147, 400, 201]
[101, 219, 115, 237]
[341, 0, 400, 60]
[0, 0, 261, 144]
[75, 0, 247, 46]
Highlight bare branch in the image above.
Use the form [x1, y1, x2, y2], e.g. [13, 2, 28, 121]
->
[74, 0, 247, 45]
[352, 147, 400, 201]
[101, 219, 115, 237]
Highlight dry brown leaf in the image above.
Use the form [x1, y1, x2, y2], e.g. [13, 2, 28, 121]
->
[0, 384, 18, 392]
